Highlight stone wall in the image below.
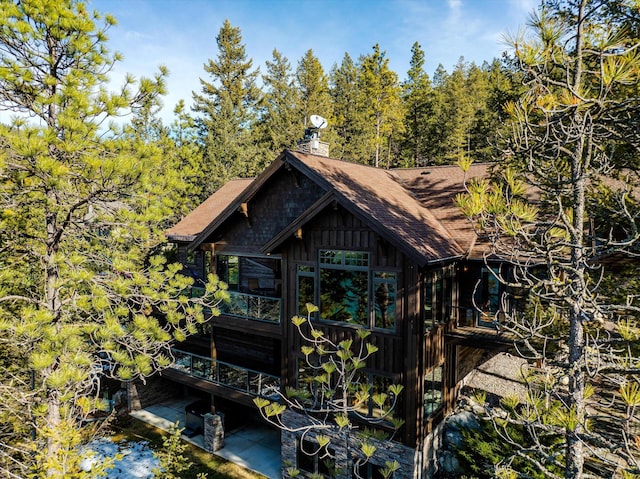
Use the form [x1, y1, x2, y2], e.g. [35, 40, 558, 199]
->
[126, 376, 183, 411]
[280, 410, 420, 479]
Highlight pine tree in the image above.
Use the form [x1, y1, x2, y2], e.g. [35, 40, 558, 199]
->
[401, 42, 434, 167]
[257, 49, 302, 156]
[358, 44, 404, 168]
[330, 53, 368, 161]
[255, 305, 404, 479]
[192, 19, 263, 195]
[458, 1, 640, 477]
[165, 100, 209, 208]
[0, 1, 224, 476]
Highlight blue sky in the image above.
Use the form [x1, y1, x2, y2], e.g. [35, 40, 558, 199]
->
[92, 0, 539, 122]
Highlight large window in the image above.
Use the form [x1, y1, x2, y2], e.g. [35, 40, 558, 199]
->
[215, 254, 281, 296]
[297, 250, 398, 331]
[373, 272, 396, 330]
[217, 255, 239, 291]
[319, 250, 369, 326]
[424, 266, 453, 330]
[424, 365, 443, 417]
[476, 266, 501, 327]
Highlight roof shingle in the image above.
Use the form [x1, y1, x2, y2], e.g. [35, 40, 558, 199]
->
[166, 179, 253, 241]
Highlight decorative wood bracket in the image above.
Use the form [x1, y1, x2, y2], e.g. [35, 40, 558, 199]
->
[239, 202, 251, 227]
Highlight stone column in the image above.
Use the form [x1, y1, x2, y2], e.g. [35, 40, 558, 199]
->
[204, 413, 224, 452]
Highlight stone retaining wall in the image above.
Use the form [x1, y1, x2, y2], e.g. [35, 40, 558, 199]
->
[280, 410, 423, 479]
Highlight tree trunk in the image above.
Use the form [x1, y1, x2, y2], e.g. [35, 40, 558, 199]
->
[566, 147, 586, 479]
[46, 387, 62, 478]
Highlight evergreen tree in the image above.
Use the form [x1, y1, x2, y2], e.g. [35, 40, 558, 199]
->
[427, 58, 498, 165]
[0, 1, 224, 476]
[400, 42, 433, 167]
[193, 19, 263, 195]
[168, 100, 208, 208]
[257, 49, 302, 156]
[296, 49, 336, 149]
[330, 53, 368, 161]
[438, 57, 477, 163]
[458, 1, 640, 477]
[358, 44, 404, 168]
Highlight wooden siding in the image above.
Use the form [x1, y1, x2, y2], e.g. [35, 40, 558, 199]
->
[280, 205, 424, 447]
[209, 169, 325, 248]
[213, 328, 280, 376]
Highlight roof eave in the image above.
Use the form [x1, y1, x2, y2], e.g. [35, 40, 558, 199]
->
[166, 234, 197, 243]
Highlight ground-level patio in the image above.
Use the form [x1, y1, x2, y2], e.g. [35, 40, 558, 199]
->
[129, 397, 281, 478]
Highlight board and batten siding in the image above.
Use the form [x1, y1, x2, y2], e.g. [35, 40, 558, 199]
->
[280, 205, 425, 447]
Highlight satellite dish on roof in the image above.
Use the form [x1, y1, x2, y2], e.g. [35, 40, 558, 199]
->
[310, 114, 328, 129]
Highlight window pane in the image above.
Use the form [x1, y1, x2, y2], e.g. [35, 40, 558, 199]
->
[478, 267, 501, 327]
[434, 270, 443, 323]
[353, 463, 385, 479]
[374, 272, 396, 330]
[297, 266, 315, 317]
[320, 268, 368, 325]
[319, 249, 342, 265]
[344, 251, 369, 267]
[297, 440, 315, 474]
[216, 255, 239, 291]
[424, 365, 443, 417]
[424, 273, 434, 329]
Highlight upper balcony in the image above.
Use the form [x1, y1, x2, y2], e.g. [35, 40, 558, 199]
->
[222, 290, 281, 323]
[215, 253, 282, 324]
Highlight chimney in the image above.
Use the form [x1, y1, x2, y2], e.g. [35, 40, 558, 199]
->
[297, 115, 329, 157]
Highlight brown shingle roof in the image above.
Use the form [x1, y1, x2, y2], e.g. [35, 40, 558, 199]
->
[288, 151, 469, 264]
[166, 179, 253, 241]
[168, 150, 495, 263]
[393, 163, 491, 259]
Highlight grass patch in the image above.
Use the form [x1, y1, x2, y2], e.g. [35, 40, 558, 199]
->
[110, 417, 266, 479]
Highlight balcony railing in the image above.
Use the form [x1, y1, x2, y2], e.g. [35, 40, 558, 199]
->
[170, 349, 280, 399]
[221, 291, 281, 323]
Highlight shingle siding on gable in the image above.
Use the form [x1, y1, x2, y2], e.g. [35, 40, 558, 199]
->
[213, 170, 325, 248]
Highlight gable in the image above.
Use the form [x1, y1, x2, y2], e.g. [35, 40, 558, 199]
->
[285, 151, 465, 266]
[197, 164, 326, 250]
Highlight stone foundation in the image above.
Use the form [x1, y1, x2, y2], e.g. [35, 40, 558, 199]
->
[280, 410, 421, 479]
[421, 420, 444, 478]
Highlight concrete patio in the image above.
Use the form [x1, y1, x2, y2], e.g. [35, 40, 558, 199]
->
[129, 398, 281, 478]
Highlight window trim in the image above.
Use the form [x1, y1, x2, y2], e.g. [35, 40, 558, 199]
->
[318, 249, 370, 327]
[312, 250, 399, 331]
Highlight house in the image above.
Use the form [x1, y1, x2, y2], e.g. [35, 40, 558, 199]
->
[127, 143, 517, 478]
